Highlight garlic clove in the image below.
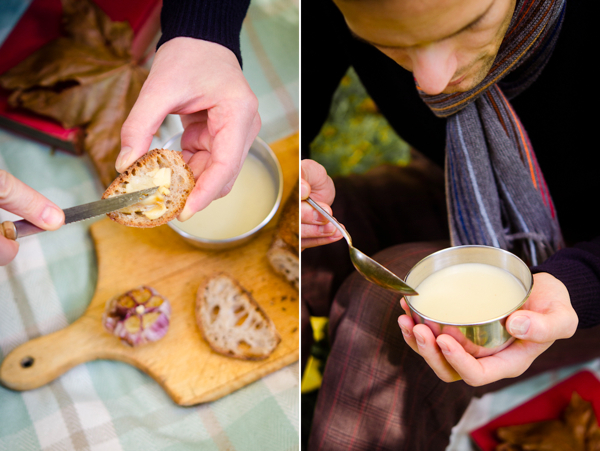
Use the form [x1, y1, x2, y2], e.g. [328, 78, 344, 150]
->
[146, 296, 164, 308]
[144, 203, 167, 220]
[124, 315, 141, 333]
[122, 167, 172, 220]
[103, 286, 171, 346]
[130, 287, 152, 303]
[141, 311, 171, 343]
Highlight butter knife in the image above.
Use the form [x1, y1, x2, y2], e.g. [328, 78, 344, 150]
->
[0, 186, 159, 240]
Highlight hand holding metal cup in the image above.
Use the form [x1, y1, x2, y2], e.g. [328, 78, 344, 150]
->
[403, 245, 533, 358]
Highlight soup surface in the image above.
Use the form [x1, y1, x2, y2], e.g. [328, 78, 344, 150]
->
[409, 263, 526, 324]
[171, 154, 277, 240]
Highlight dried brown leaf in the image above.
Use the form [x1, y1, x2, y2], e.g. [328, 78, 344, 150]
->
[0, 0, 148, 186]
[495, 393, 600, 451]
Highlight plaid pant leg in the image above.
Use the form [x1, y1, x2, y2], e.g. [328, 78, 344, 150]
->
[308, 242, 474, 451]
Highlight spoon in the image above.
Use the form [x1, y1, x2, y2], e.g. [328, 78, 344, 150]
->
[306, 197, 418, 296]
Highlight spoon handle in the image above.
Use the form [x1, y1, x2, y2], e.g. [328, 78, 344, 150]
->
[305, 197, 352, 245]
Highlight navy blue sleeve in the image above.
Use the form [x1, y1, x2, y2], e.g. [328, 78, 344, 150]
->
[157, 0, 251, 67]
[532, 237, 600, 329]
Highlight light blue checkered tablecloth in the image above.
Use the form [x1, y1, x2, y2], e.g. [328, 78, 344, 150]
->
[0, 1, 299, 450]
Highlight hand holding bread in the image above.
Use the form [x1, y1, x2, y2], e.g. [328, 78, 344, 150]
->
[103, 148, 195, 227]
[115, 37, 261, 221]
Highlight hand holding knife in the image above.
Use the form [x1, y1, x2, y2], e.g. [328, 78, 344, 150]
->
[1, 186, 158, 240]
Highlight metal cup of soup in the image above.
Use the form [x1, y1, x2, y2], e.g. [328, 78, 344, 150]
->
[404, 245, 533, 358]
[163, 133, 283, 250]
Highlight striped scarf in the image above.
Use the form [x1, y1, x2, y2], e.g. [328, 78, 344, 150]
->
[420, 0, 566, 266]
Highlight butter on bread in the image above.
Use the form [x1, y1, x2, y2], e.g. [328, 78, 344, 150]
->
[196, 273, 281, 360]
[102, 148, 195, 227]
[267, 180, 299, 290]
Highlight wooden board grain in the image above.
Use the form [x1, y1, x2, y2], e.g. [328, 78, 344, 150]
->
[0, 133, 299, 405]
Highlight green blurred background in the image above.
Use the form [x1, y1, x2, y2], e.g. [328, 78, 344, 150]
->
[309, 67, 411, 177]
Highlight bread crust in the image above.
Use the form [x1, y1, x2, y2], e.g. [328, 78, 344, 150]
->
[102, 148, 195, 227]
[267, 180, 299, 289]
[196, 273, 281, 360]
[276, 181, 299, 254]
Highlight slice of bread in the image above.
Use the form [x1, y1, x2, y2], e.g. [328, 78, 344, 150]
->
[267, 180, 299, 290]
[196, 273, 281, 360]
[102, 148, 195, 227]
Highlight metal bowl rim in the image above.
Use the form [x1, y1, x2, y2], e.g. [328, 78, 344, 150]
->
[404, 245, 534, 327]
[162, 133, 284, 245]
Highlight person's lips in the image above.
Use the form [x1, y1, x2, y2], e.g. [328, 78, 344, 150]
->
[447, 74, 466, 87]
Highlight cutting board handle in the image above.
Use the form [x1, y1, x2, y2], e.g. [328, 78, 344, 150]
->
[0, 316, 122, 391]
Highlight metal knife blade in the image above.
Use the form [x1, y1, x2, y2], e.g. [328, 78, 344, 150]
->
[11, 186, 159, 239]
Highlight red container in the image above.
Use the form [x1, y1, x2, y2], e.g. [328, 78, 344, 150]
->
[470, 370, 600, 450]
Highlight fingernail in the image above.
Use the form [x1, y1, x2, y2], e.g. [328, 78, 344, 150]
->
[300, 182, 308, 199]
[414, 330, 425, 347]
[400, 324, 410, 337]
[313, 211, 329, 224]
[115, 146, 133, 172]
[318, 223, 335, 235]
[438, 340, 450, 355]
[41, 206, 63, 228]
[177, 205, 194, 222]
[509, 316, 530, 336]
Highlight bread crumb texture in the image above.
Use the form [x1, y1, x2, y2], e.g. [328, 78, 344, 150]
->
[102, 148, 195, 227]
[196, 273, 281, 360]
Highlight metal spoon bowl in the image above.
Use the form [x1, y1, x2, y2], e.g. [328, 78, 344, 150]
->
[306, 197, 418, 296]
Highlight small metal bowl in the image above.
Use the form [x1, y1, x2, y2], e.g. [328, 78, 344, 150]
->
[404, 245, 533, 358]
[163, 133, 283, 250]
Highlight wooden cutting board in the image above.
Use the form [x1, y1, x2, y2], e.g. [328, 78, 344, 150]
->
[0, 133, 299, 406]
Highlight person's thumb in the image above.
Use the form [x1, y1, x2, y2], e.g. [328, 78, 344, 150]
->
[507, 308, 577, 343]
[300, 179, 311, 200]
[116, 91, 170, 173]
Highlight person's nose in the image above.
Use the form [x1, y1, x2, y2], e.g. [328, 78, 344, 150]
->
[410, 43, 457, 95]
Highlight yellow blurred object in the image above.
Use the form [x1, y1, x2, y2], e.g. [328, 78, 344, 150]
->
[300, 317, 329, 393]
[301, 356, 322, 393]
[310, 316, 328, 342]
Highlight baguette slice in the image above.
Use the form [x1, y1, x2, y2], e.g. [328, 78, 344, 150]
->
[102, 148, 195, 227]
[196, 273, 281, 360]
[267, 180, 299, 290]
